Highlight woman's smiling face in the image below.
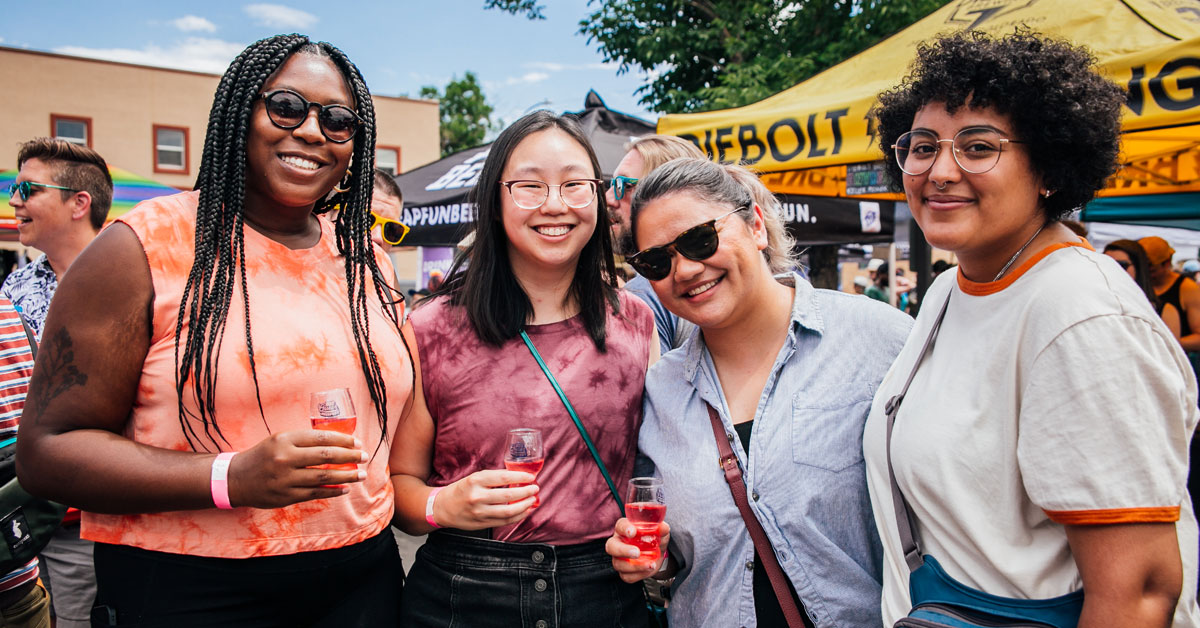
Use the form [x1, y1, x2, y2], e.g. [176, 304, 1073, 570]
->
[499, 128, 598, 278]
[244, 52, 356, 217]
[902, 103, 1045, 277]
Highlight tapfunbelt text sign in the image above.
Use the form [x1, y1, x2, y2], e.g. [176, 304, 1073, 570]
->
[659, 0, 1200, 175]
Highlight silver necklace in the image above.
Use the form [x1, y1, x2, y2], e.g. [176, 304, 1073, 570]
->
[993, 222, 1047, 281]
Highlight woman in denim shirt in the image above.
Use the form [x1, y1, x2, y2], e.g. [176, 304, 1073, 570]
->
[604, 158, 913, 627]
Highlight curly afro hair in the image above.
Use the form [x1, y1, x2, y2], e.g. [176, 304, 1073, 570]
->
[873, 30, 1125, 221]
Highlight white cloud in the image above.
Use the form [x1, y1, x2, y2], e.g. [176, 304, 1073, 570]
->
[524, 61, 619, 72]
[243, 4, 318, 29]
[171, 15, 217, 33]
[53, 37, 246, 74]
[484, 72, 550, 90]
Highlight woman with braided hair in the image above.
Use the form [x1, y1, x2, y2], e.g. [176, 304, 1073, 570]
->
[16, 34, 410, 626]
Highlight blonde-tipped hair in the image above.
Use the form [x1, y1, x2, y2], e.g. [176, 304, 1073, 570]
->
[629, 135, 705, 173]
[630, 158, 797, 274]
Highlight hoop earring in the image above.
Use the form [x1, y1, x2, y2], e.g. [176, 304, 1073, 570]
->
[332, 155, 354, 195]
[332, 169, 352, 195]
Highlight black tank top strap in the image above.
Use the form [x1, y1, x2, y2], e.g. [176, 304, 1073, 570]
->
[1161, 274, 1191, 337]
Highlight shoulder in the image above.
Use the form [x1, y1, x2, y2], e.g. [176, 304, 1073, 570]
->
[1022, 247, 1157, 326]
[116, 191, 198, 241]
[616, 289, 654, 324]
[806, 280, 914, 342]
[0, 257, 45, 293]
[408, 294, 455, 329]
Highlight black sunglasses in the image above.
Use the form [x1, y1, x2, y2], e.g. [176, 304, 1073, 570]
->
[627, 206, 748, 280]
[259, 89, 361, 143]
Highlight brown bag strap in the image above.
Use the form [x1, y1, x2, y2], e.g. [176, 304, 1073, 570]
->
[706, 403, 806, 628]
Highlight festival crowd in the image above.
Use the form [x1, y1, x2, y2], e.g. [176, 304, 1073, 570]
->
[0, 28, 1197, 628]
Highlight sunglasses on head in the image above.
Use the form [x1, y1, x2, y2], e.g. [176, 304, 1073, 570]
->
[609, 175, 639, 201]
[627, 206, 748, 281]
[259, 89, 361, 143]
[371, 211, 409, 245]
[7, 181, 79, 202]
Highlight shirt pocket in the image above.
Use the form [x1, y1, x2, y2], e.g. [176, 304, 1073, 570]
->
[791, 395, 871, 472]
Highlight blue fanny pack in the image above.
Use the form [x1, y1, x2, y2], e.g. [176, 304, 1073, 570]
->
[885, 295, 1083, 628]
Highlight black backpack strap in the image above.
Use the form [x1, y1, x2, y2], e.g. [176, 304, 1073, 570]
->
[17, 317, 36, 360]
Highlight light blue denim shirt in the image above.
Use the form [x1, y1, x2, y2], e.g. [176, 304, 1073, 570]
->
[638, 273, 913, 627]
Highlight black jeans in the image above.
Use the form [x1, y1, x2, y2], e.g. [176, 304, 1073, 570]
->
[400, 530, 647, 628]
[91, 528, 402, 627]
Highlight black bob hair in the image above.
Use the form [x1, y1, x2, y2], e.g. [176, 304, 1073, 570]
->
[432, 110, 620, 350]
[874, 30, 1126, 221]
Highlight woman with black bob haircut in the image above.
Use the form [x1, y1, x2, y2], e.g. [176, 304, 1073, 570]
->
[864, 30, 1199, 627]
[18, 34, 411, 626]
[391, 110, 656, 627]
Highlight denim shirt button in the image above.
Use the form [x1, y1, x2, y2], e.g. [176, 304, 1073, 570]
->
[532, 550, 545, 563]
[778, 551, 789, 562]
[534, 578, 548, 592]
[751, 490, 760, 501]
[744, 560, 754, 570]
[535, 621, 548, 628]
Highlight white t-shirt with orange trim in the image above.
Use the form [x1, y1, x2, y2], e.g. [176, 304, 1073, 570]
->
[863, 242, 1200, 626]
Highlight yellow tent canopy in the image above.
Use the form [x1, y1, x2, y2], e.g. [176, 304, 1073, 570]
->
[658, 0, 1200, 201]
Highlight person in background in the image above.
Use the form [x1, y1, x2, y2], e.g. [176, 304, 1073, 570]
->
[0, 295, 52, 626]
[865, 261, 890, 303]
[606, 135, 705, 354]
[16, 34, 410, 626]
[1104, 239, 1181, 338]
[4, 137, 112, 628]
[370, 167, 406, 253]
[869, 30, 1196, 626]
[1142, 236, 1200, 355]
[392, 111, 656, 627]
[853, 275, 869, 294]
[606, 158, 912, 626]
[1183, 259, 1200, 283]
[931, 259, 954, 279]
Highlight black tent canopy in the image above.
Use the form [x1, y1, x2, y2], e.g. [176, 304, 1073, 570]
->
[394, 91, 657, 247]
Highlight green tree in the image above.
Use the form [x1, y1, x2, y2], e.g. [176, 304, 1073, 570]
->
[488, 0, 947, 114]
[421, 71, 497, 156]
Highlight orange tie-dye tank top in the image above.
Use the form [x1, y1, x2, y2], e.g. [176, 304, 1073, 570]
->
[82, 191, 411, 558]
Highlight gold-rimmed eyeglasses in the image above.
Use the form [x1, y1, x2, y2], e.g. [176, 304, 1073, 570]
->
[892, 127, 1026, 176]
[501, 179, 602, 210]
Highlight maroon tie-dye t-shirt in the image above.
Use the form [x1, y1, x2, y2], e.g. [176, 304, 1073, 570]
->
[410, 291, 654, 544]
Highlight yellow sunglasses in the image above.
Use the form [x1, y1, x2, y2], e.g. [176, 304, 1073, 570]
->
[372, 211, 410, 246]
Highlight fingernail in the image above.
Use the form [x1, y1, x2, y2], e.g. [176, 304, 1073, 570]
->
[357, 470, 367, 480]
[360, 451, 368, 462]
[354, 437, 364, 448]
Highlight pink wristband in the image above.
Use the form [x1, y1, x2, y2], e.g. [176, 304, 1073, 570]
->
[425, 486, 443, 528]
[211, 452, 237, 510]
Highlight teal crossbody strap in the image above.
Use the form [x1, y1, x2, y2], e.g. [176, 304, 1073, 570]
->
[519, 329, 624, 511]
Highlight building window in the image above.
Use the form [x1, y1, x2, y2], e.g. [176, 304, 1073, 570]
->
[153, 125, 189, 174]
[51, 115, 91, 147]
[376, 147, 400, 176]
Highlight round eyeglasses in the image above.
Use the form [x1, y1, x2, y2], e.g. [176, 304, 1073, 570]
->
[892, 127, 1026, 176]
[259, 89, 361, 143]
[501, 179, 601, 210]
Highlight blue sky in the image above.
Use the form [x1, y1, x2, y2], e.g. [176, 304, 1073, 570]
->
[2, 1, 658, 130]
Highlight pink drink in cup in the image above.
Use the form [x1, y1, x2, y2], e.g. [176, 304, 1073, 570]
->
[624, 477, 666, 568]
[504, 428, 544, 508]
[309, 388, 357, 471]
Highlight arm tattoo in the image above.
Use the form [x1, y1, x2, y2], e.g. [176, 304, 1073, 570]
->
[30, 328, 88, 416]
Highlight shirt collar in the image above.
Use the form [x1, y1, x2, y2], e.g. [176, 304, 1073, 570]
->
[681, 272, 824, 382]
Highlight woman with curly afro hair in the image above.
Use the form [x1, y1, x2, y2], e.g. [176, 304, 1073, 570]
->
[16, 34, 411, 625]
[862, 31, 1199, 627]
